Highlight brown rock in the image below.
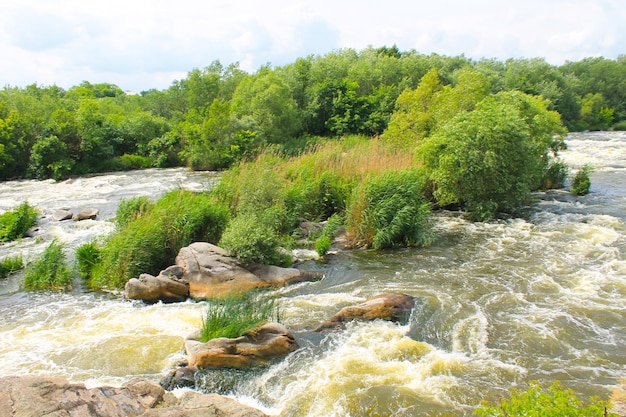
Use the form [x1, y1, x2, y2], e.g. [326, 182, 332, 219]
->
[315, 293, 415, 331]
[611, 377, 626, 417]
[185, 323, 298, 369]
[175, 242, 321, 299]
[73, 208, 99, 221]
[125, 271, 189, 304]
[141, 391, 269, 417]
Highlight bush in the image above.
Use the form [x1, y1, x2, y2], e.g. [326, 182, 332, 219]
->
[199, 291, 280, 342]
[75, 242, 101, 279]
[475, 381, 616, 417]
[346, 170, 433, 249]
[90, 190, 229, 289]
[104, 154, 153, 172]
[23, 240, 72, 291]
[219, 213, 281, 265]
[541, 160, 569, 190]
[0, 202, 38, 242]
[314, 213, 344, 256]
[612, 120, 626, 131]
[571, 165, 592, 196]
[0, 256, 23, 279]
[115, 196, 154, 229]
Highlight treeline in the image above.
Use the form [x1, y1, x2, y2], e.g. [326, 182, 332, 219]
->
[1, 46, 625, 181]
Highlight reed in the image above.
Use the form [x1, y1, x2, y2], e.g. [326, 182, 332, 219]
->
[199, 291, 280, 342]
[0, 202, 38, 243]
[23, 240, 71, 291]
[0, 255, 23, 279]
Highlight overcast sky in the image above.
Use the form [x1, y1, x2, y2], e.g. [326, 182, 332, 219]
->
[1, 0, 624, 92]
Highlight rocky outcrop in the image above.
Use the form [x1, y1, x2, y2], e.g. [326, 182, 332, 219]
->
[185, 322, 298, 369]
[175, 242, 322, 299]
[315, 293, 415, 331]
[125, 266, 189, 303]
[0, 376, 269, 417]
[611, 377, 626, 417]
[52, 209, 73, 221]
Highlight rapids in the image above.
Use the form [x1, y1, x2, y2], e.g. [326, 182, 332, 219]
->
[0, 133, 624, 416]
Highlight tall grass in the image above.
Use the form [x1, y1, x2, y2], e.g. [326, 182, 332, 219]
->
[75, 242, 101, 279]
[0, 202, 38, 242]
[23, 240, 71, 291]
[199, 291, 281, 342]
[89, 190, 229, 289]
[0, 256, 23, 279]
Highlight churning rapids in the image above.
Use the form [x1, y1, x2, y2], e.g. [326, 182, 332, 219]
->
[0, 132, 624, 416]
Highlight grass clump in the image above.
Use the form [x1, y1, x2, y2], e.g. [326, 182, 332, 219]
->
[541, 160, 569, 190]
[199, 291, 281, 342]
[346, 170, 433, 249]
[219, 213, 282, 265]
[0, 202, 38, 242]
[571, 164, 593, 196]
[0, 255, 23, 279]
[89, 190, 229, 289]
[475, 381, 616, 417]
[314, 213, 344, 256]
[75, 242, 101, 279]
[23, 240, 72, 291]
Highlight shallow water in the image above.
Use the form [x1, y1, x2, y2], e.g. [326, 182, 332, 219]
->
[0, 134, 624, 416]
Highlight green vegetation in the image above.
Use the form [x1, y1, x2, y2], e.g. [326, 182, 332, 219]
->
[0, 255, 23, 279]
[88, 190, 229, 289]
[114, 196, 154, 228]
[1, 51, 624, 181]
[75, 242, 101, 279]
[475, 381, 616, 417]
[314, 214, 343, 256]
[0, 202, 38, 243]
[219, 213, 282, 266]
[23, 240, 72, 291]
[199, 291, 280, 342]
[571, 165, 593, 196]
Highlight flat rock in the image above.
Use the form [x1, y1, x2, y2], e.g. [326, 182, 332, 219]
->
[185, 322, 298, 369]
[315, 293, 415, 331]
[125, 267, 189, 303]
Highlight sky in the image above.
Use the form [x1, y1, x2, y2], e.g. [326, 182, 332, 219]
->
[1, 0, 624, 93]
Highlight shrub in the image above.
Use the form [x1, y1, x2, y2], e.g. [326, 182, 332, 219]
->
[571, 165, 592, 196]
[104, 154, 153, 172]
[0, 202, 38, 242]
[199, 291, 280, 342]
[314, 235, 332, 256]
[612, 120, 626, 131]
[314, 213, 344, 256]
[346, 170, 433, 249]
[475, 381, 616, 417]
[0, 256, 23, 279]
[75, 242, 101, 279]
[541, 160, 569, 190]
[90, 190, 229, 289]
[219, 213, 281, 265]
[115, 196, 154, 229]
[23, 240, 72, 291]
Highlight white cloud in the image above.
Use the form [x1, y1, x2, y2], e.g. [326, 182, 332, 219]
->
[0, 0, 623, 91]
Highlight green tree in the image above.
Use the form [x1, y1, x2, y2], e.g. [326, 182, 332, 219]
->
[27, 135, 74, 180]
[580, 93, 614, 130]
[419, 91, 566, 220]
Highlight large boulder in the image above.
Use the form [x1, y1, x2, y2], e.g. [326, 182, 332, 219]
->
[185, 322, 298, 369]
[175, 242, 321, 299]
[52, 209, 73, 221]
[0, 376, 270, 417]
[315, 293, 415, 331]
[125, 266, 189, 303]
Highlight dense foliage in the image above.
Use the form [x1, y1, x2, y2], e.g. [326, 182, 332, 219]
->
[199, 291, 280, 342]
[0, 202, 38, 242]
[88, 190, 229, 289]
[0, 50, 624, 181]
[475, 381, 616, 417]
[23, 240, 72, 291]
[571, 165, 593, 196]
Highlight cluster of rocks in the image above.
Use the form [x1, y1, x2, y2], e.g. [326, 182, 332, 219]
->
[124, 242, 323, 303]
[0, 376, 269, 417]
[52, 208, 100, 221]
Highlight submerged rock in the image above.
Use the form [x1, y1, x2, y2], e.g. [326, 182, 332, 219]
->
[185, 322, 298, 369]
[52, 209, 73, 221]
[0, 376, 269, 417]
[175, 242, 322, 299]
[315, 292, 415, 331]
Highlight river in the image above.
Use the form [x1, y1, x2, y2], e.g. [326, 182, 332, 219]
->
[0, 132, 624, 416]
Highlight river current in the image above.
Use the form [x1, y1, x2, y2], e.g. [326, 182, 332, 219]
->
[0, 132, 624, 416]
